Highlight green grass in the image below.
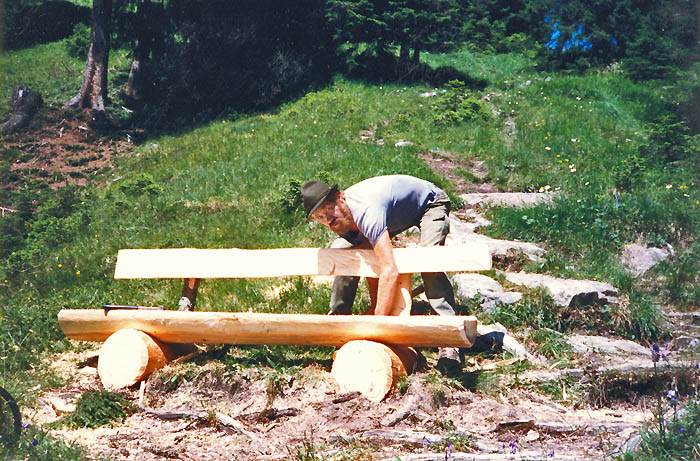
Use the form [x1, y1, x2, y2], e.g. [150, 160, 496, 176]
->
[1, 40, 132, 120]
[2, 42, 699, 458]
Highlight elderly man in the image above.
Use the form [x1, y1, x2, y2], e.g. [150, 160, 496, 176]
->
[302, 174, 461, 372]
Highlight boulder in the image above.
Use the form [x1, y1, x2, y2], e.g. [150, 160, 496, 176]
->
[621, 244, 672, 275]
[452, 273, 522, 309]
[503, 271, 618, 307]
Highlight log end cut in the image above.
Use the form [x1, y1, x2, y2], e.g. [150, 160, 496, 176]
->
[97, 329, 170, 389]
[331, 340, 417, 402]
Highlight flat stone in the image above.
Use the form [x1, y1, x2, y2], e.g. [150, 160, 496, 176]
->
[452, 273, 505, 300]
[459, 192, 555, 209]
[567, 334, 650, 357]
[502, 271, 618, 307]
[448, 220, 546, 262]
[621, 244, 671, 275]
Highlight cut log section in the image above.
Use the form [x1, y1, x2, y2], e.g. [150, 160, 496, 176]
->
[331, 340, 417, 402]
[58, 310, 477, 348]
[97, 329, 196, 389]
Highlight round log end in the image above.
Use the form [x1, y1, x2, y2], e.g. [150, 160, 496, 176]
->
[331, 340, 416, 402]
[97, 329, 169, 390]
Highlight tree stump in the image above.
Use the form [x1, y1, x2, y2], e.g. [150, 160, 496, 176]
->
[1, 87, 43, 134]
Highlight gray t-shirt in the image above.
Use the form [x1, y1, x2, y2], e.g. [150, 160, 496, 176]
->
[344, 175, 441, 246]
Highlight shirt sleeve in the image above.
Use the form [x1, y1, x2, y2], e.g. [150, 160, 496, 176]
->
[355, 205, 388, 246]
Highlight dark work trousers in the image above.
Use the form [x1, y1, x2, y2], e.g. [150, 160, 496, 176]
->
[328, 190, 457, 317]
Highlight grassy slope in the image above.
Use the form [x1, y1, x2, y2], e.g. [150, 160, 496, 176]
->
[2, 40, 699, 456]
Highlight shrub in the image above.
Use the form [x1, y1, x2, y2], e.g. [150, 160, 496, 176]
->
[432, 80, 491, 125]
[65, 23, 91, 59]
[54, 390, 136, 428]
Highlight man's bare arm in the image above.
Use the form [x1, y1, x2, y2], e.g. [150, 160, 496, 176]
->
[371, 230, 399, 316]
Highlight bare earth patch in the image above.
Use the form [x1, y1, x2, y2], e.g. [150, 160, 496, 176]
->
[33, 348, 651, 460]
[1, 107, 136, 191]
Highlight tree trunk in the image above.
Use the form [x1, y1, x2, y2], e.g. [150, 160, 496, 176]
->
[411, 47, 420, 64]
[399, 43, 410, 64]
[57, 309, 478, 348]
[64, 0, 112, 115]
[125, 0, 151, 101]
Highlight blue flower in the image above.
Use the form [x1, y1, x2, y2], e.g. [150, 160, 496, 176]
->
[651, 343, 661, 362]
[549, 448, 555, 457]
[509, 440, 517, 454]
[32, 439, 39, 446]
[680, 426, 686, 434]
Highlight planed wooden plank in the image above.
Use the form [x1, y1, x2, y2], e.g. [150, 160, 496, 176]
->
[114, 245, 491, 279]
[57, 310, 477, 348]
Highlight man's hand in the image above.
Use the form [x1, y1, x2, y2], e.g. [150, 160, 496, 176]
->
[371, 230, 399, 316]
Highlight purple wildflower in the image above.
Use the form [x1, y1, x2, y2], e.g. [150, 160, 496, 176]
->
[651, 343, 661, 363]
[32, 439, 38, 446]
[549, 448, 555, 457]
[509, 440, 517, 454]
[680, 426, 686, 434]
[666, 387, 678, 405]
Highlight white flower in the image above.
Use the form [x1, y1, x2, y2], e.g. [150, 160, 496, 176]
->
[545, 146, 552, 151]
[666, 184, 673, 189]
[571, 138, 577, 143]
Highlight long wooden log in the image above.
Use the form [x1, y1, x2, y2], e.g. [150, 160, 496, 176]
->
[331, 340, 417, 402]
[113, 246, 492, 279]
[57, 310, 477, 348]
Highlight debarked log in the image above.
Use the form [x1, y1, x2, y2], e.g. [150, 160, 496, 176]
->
[97, 329, 196, 389]
[57, 310, 477, 348]
[331, 340, 418, 402]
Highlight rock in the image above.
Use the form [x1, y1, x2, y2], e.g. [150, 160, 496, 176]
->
[452, 273, 503, 299]
[669, 336, 700, 352]
[459, 192, 555, 209]
[503, 271, 618, 307]
[447, 219, 546, 262]
[524, 429, 540, 442]
[452, 273, 522, 310]
[567, 334, 650, 357]
[621, 244, 671, 275]
[395, 140, 413, 147]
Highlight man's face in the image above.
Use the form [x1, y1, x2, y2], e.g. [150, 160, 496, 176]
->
[311, 194, 356, 236]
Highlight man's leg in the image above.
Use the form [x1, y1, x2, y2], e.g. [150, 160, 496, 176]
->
[418, 191, 456, 317]
[418, 191, 461, 374]
[328, 238, 359, 315]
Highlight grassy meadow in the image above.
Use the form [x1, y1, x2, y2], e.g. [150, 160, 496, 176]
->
[2, 37, 699, 458]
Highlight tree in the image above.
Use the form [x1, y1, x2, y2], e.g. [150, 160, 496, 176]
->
[64, 0, 112, 116]
[387, 0, 459, 66]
